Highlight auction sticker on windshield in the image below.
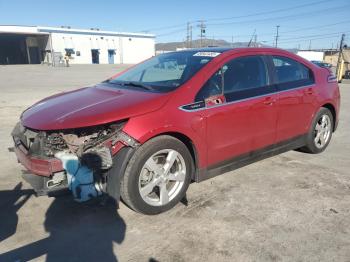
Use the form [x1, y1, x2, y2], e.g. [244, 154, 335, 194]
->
[193, 52, 221, 57]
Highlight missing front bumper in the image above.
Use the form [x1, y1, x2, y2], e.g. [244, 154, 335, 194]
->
[22, 171, 69, 196]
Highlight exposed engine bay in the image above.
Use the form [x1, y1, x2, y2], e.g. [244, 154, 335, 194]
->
[12, 121, 139, 201]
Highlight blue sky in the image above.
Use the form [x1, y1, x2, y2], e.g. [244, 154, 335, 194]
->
[0, 0, 349, 49]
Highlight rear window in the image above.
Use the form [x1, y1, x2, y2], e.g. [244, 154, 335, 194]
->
[272, 56, 314, 89]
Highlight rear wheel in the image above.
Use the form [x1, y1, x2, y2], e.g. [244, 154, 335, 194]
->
[120, 135, 193, 215]
[300, 107, 333, 154]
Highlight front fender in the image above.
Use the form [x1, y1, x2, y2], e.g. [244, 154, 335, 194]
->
[123, 109, 208, 169]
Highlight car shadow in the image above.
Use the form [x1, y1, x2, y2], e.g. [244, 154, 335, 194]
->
[0, 194, 126, 262]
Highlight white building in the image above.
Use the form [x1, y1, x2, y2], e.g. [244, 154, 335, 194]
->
[297, 50, 324, 62]
[0, 25, 155, 65]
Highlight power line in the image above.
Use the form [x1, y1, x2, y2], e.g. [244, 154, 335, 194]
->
[280, 30, 350, 42]
[209, 19, 350, 39]
[204, 0, 330, 22]
[205, 13, 350, 45]
[206, 4, 350, 27]
[140, 23, 187, 32]
[194, 25, 349, 45]
[141, 0, 340, 32]
[279, 36, 344, 44]
[152, 1, 349, 48]
[211, 31, 347, 46]
[157, 28, 187, 37]
[280, 19, 350, 34]
[278, 33, 349, 44]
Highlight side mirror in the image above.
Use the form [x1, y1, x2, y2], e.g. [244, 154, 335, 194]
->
[205, 94, 226, 107]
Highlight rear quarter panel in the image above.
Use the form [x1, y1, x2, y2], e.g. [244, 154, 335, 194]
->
[312, 66, 340, 127]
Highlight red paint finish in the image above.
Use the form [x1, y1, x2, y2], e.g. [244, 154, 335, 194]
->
[16, 48, 340, 178]
[276, 86, 316, 142]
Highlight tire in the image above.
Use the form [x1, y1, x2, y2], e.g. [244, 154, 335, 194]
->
[120, 135, 193, 215]
[300, 107, 334, 154]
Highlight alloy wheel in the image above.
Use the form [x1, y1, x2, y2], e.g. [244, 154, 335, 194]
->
[138, 149, 186, 206]
[314, 114, 332, 149]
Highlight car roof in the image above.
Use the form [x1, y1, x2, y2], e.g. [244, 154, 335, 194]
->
[174, 47, 294, 55]
[179, 47, 234, 53]
[168, 47, 316, 68]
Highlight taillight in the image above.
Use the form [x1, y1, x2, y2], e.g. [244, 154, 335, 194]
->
[322, 67, 337, 83]
[327, 74, 337, 83]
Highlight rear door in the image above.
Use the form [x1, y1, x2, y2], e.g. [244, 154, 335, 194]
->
[269, 56, 316, 142]
[195, 55, 278, 167]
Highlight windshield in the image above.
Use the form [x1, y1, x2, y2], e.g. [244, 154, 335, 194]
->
[107, 51, 221, 92]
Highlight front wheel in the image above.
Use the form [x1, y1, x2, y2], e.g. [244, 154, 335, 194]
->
[300, 107, 334, 154]
[120, 135, 193, 215]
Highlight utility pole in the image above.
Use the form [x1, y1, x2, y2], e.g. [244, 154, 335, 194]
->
[197, 20, 206, 48]
[231, 35, 234, 47]
[189, 24, 192, 48]
[336, 33, 345, 82]
[308, 40, 312, 50]
[186, 22, 190, 48]
[275, 25, 280, 47]
[248, 29, 256, 47]
[254, 34, 257, 47]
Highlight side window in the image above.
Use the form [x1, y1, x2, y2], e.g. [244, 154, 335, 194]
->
[223, 56, 268, 96]
[272, 56, 314, 89]
[195, 55, 269, 102]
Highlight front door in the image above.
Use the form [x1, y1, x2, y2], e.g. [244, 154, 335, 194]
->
[91, 49, 99, 64]
[108, 50, 115, 64]
[196, 55, 277, 167]
[29, 47, 40, 64]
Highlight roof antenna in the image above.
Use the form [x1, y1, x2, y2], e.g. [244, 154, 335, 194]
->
[248, 29, 256, 47]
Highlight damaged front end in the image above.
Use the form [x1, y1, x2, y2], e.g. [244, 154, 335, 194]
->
[11, 121, 139, 202]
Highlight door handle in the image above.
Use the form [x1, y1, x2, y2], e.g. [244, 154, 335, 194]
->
[304, 88, 313, 95]
[263, 97, 274, 106]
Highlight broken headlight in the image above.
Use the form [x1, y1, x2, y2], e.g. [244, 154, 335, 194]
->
[43, 121, 127, 157]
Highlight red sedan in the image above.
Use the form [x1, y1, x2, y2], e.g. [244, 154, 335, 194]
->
[12, 47, 340, 214]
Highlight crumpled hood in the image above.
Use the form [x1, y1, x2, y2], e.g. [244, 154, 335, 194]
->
[21, 84, 171, 130]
